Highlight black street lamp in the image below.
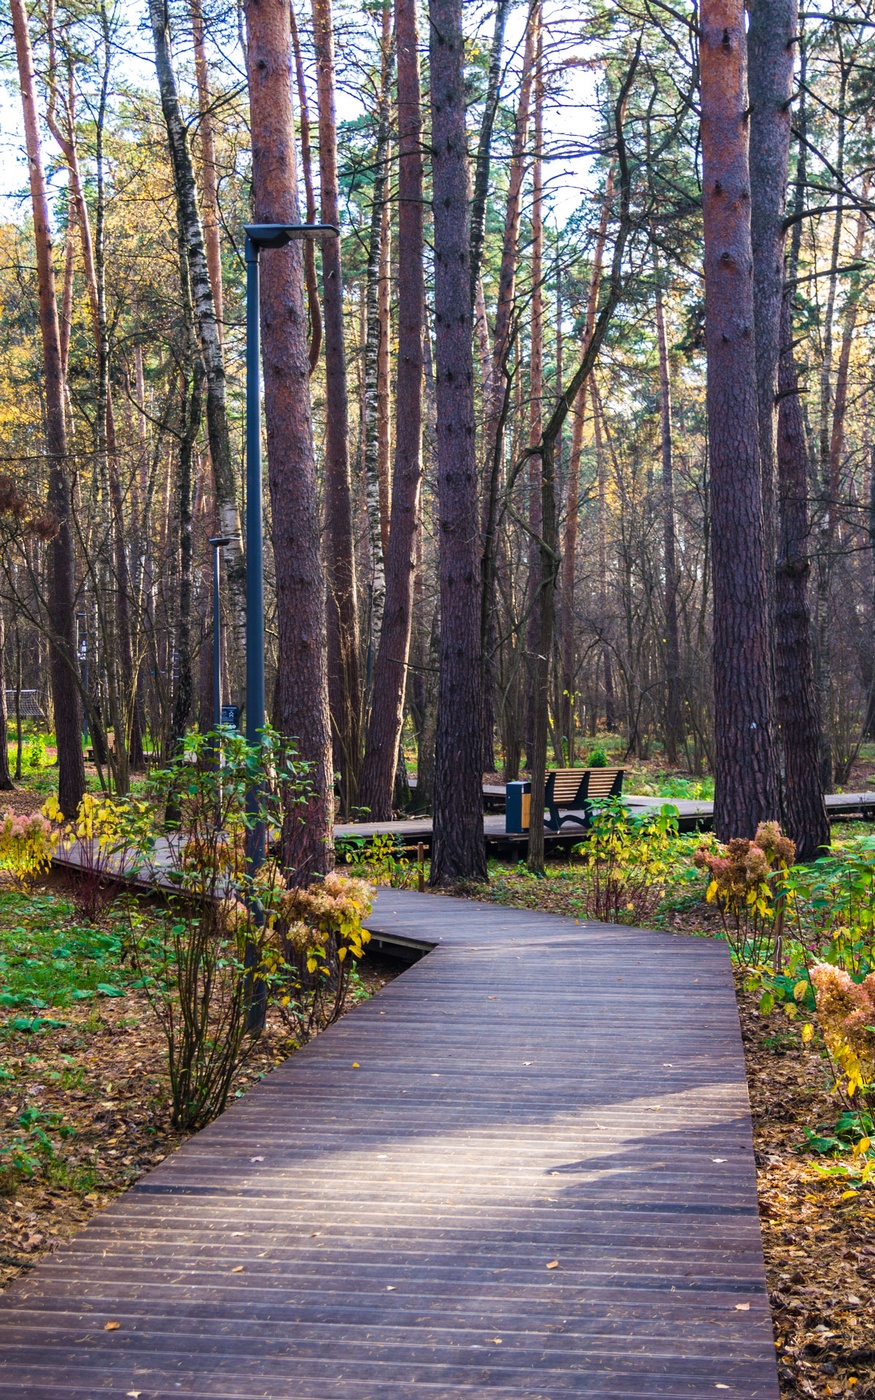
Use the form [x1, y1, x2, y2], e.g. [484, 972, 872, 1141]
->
[208, 535, 237, 730]
[77, 612, 88, 744]
[243, 222, 338, 871]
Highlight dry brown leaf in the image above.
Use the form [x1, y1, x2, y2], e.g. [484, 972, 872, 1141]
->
[231, 1265, 244, 1273]
[546, 1260, 559, 1269]
[103, 1320, 120, 1331]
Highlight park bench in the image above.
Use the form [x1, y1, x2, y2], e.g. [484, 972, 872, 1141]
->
[506, 766, 625, 834]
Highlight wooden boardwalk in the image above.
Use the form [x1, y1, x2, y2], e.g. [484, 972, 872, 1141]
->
[0, 891, 778, 1398]
[337, 789, 875, 849]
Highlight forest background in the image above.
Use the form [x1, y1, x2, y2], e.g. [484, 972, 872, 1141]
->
[0, 0, 872, 883]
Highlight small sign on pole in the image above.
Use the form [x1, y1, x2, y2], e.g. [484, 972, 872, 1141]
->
[220, 704, 242, 731]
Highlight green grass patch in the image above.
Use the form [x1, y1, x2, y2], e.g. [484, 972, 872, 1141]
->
[0, 889, 138, 1018]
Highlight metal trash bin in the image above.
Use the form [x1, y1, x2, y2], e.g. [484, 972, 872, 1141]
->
[506, 780, 531, 834]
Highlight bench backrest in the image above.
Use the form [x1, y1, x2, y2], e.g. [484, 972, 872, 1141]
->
[549, 769, 588, 806]
[585, 767, 623, 801]
[547, 767, 624, 808]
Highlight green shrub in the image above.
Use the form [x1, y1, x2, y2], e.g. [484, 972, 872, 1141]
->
[126, 729, 373, 1131]
[586, 746, 608, 768]
[572, 800, 679, 925]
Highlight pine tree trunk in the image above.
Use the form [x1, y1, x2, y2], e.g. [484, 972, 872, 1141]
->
[655, 276, 682, 765]
[0, 611, 14, 790]
[775, 294, 829, 859]
[866, 447, 875, 740]
[592, 381, 615, 732]
[245, 0, 334, 883]
[469, 0, 510, 304]
[358, 0, 424, 820]
[429, 0, 487, 885]
[748, 0, 796, 602]
[701, 0, 779, 838]
[813, 73, 847, 793]
[560, 173, 612, 745]
[11, 0, 85, 818]
[526, 437, 557, 875]
[289, 2, 322, 369]
[311, 0, 362, 815]
[524, 21, 544, 771]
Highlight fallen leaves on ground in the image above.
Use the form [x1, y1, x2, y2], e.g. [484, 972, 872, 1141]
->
[738, 980, 875, 1400]
[1, 935, 399, 1291]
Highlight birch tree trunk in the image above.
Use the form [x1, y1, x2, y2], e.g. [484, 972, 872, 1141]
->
[429, 0, 487, 885]
[148, 0, 245, 675]
[358, 0, 424, 820]
[11, 0, 85, 818]
[701, 0, 779, 838]
[311, 0, 361, 815]
[361, 6, 394, 683]
[245, 0, 334, 883]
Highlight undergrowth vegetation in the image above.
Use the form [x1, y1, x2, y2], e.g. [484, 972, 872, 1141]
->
[1, 729, 378, 1155]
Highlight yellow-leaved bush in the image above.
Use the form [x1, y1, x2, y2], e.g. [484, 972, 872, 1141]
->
[279, 872, 374, 973]
[0, 809, 57, 889]
[44, 791, 155, 920]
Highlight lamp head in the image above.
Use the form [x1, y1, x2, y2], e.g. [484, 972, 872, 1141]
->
[209, 535, 238, 549]
[244, 223, 339, 248]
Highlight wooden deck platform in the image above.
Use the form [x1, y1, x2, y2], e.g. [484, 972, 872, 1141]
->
[0, 890, 778, 1398]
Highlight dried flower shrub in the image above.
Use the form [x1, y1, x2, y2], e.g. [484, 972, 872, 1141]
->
[809, 963, 875, 1109]
[694, 821, 796, 965]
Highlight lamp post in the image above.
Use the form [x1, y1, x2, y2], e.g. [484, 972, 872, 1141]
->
[76, 612, 88, 745]
[243, 222, 338, 873]
[208, 535, 237, 730]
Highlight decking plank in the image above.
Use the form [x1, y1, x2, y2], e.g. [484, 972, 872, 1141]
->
[0, 891, 778, 1397]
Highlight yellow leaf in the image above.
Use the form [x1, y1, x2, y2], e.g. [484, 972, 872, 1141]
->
[352, 1062, 360, 1068]
[841, 1190, 858, 1201]
[546, 1259, 559, 1269]
[793, 980, 808, 1002]
[801, 1023, 814, 1045]
[104, 1320, 120, 1331]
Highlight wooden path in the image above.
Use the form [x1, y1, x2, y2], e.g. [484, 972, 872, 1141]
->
[0, 891, 778, 1398]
